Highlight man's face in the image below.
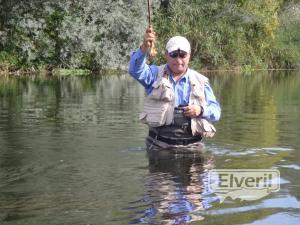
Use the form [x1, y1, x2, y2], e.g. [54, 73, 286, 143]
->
[165, 50, 190, 76]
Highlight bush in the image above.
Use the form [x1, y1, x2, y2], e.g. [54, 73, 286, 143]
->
[153, 0, 296, 69]
[0, 0, 299, 71]
[0, 0, 149, 70]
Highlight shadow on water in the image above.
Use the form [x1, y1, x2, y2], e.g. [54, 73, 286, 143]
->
[127, 151, 218, 225]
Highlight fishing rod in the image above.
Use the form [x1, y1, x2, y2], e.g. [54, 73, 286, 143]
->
[147, 0, 156, 63]
[147, 0, 152, 26]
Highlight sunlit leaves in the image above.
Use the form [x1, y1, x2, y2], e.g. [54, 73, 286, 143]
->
[153, 0, 289, 69]
[0, 0, 148, 70]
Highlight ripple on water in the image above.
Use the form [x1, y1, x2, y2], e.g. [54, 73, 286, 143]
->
[202, 196, 300, 216]
[279, 164, 300, 170]
[243, 212, 300, 225]
[209, 146, 294, 157]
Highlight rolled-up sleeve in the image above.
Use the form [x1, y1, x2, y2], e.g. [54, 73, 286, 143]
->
[128, 48, 158, 94]
[202, 82, 221, 122]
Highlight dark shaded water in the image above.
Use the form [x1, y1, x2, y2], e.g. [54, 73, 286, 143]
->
[0, 71, 299, 225]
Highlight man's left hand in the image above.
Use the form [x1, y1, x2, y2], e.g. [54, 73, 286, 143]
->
[183, 105, 202, 118]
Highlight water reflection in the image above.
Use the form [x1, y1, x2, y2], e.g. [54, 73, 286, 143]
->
[129, 152, 217, 224]
[0, 71, 299, 225]
[209, 71, 300, 149]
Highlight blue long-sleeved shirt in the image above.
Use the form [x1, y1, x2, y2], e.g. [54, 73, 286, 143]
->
[128, 48, 221, 122]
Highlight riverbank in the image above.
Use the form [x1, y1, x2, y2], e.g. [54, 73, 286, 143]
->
[1, 64, 299, 77]
[0, 66, 126, 77]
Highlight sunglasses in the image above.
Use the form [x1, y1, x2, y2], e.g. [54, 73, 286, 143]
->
[169, 50, 188, 59]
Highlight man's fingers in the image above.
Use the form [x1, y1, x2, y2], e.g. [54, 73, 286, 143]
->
[141, 27, 156, 53]
[143, 34, 155, 48]
[147, 27, 152, 33]
[183, 105, 200, 118]
[183, 106, 191, 117]
[145, 33, 155, 41]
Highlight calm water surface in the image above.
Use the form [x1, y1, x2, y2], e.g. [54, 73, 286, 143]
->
[0, 71, 299, 225]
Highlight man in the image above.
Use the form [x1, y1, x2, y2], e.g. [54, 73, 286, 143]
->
[129, 26, 221, 151]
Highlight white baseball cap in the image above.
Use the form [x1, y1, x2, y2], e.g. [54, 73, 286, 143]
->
[166, 36, 191, 53]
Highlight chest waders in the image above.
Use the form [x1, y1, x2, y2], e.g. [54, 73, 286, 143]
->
[148, 106, 202, 148]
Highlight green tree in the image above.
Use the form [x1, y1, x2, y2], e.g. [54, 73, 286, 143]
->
[153, 0, 285, 69]
[0, 0, 148, 70]
[0, 0, 299, 71]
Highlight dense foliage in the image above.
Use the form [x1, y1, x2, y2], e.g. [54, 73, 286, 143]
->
[154, 0, 299, 70]
[0, 0, 299, 72]
[0, 0, 149, 71]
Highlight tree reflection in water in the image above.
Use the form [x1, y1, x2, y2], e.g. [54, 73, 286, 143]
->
[129, 151, 218, 225]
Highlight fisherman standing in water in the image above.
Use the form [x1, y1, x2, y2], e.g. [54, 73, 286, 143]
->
[128, 26, 221, 152]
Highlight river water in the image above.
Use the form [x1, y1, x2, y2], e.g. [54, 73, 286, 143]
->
[0, 71, 299, 225]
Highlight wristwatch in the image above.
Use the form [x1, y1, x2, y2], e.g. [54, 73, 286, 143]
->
[200, 106, 204, 117]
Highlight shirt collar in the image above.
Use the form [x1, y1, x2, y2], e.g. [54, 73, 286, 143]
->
[166, 65, 190, 83]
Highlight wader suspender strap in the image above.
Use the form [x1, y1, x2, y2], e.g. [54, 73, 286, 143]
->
[148, 126, 161, 151]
